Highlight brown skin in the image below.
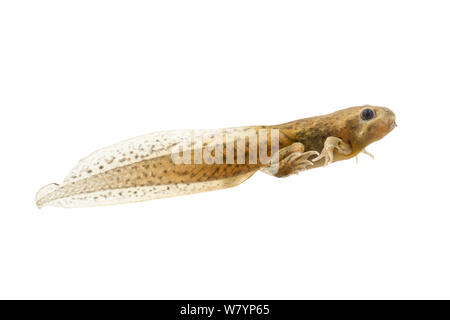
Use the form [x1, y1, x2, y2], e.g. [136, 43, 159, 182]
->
[274, 105, 396, 166]
[36, 105, 396, 208]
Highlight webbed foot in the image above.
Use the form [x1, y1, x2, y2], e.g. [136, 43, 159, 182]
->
[261, 142, 319, 177]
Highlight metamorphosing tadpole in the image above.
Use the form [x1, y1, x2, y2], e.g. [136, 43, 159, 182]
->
[36, 105, 396, 208]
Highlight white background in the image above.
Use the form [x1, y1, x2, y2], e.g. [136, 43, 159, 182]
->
[0, 1, 449, 299]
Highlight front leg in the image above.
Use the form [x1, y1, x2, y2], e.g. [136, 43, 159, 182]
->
[312, 137, 352, 166]
[261, 142, 319, 177]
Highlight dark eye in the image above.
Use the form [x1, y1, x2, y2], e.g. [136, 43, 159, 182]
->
[361, 108, 375, 121]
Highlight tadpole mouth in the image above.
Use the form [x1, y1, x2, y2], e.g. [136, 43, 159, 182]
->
[390, 120, 397, 130]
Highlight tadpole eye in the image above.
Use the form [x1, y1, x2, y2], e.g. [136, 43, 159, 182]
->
[361, 108, 375, 121]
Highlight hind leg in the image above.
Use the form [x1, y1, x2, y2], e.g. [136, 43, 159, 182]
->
[261, 142, 319, 178]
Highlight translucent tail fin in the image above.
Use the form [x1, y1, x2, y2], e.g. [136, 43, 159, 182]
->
[35, 183, 60, 208]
